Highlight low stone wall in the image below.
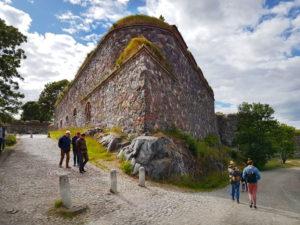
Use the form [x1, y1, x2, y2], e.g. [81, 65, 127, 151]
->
[5, 121, 50, 134]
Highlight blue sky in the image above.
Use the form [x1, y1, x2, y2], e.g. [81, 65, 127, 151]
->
[0, 0, 300, 128]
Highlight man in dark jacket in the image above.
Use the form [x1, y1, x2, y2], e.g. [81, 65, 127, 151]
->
[71, 132, 80, 167]
[76, 133, 89, 173]
[58, 130, 71, 168]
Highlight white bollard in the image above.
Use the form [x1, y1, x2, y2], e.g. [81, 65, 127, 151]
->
[139, 167, 145, 187]
[59, 175, 71, 208]
[30, 132, 33, 138]
[110, 169, 117, 193]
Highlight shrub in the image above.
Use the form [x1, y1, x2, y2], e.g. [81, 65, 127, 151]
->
[120, 160, 133, 175]
[5, 134, 16, 146]
[203, 134, 220, 148]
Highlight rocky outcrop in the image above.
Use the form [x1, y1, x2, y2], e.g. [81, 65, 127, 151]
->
[99, 134, 122, 152]
[118, 136, 197, 179]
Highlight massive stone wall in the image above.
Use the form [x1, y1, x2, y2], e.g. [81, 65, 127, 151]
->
[55, 24, 218, 139]
[216, 113, 238, 146]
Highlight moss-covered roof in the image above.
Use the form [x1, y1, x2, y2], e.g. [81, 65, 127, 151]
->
[111, 15, 171, 31]
[115, 36, 170, 70]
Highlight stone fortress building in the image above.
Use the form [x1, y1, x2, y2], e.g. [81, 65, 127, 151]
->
[54, 15, 218, 139]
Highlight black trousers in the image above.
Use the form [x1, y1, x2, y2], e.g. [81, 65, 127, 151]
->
[72, 144, 79, 165]
[78, 151, 89, 171]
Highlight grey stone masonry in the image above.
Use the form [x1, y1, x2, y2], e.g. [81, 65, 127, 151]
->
[54, 23, 218, 139]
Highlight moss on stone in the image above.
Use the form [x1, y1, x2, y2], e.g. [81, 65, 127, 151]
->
[116, 36, 170, 70]
[111, 14, 171, 31]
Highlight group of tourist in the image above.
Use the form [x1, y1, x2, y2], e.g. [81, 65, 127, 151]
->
[228, 159, 261, 209]
[58, 131, 89, 173]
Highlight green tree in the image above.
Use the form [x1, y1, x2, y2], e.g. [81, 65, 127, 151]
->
[38, 79, 69, 122]
[235, 102, 278, 169]
[21, 101, 41, 121]
[273, 123, 295, 164]
[0, 19, 27, 123]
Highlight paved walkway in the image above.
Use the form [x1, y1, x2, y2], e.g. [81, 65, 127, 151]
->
[0, 135, 299, 225]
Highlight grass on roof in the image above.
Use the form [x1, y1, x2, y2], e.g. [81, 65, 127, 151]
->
[111, 14, 171, 31]
[115, 36, 170, 70]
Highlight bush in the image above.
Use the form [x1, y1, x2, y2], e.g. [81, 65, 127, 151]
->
[120, 160, 133, 175]
[203, 134, 220, 148]
[5, 134, 16, 146]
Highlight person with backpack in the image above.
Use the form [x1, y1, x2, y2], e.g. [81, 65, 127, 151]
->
[229, 166, 242, 203]
[242, 159, 261, 209]
[58, 130, 71, 168]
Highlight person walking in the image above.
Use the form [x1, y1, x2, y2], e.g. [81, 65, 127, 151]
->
[77, 133, 89, 173]
[58, 130, 71, 168]
[0, 126, 5, 152]
[71, 132, 80, 167]
[229, 166, 242, 203]
[242, 159, 261, 209]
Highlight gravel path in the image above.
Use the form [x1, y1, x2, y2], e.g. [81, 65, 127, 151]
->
[0, 135, 299, 225]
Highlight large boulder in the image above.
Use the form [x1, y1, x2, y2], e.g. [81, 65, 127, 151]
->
[99, 134, 122, 152]
[119, 136, 197, 179]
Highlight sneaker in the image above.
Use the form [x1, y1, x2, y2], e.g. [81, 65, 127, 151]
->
[250, 204, 253, 208]
[66, 166, 71, 169]
[237, 200, 240, 204]
[254, 205, 257, 209]
[59, 164, 62, 168]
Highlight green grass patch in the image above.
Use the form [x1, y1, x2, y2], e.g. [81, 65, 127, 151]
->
[263, 158, 300, 170]
[111, 14, 171, 31]
[5, 134, 17, 146]
[168, 172, 228, 191]
[49, 128, 113, 162]
[54, 199, 63, 208]
[116, 36, 170, 70]
[120, 160, 133, 175]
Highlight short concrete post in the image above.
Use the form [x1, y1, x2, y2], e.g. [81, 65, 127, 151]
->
[110, 169, 117, 193]
[139, 167, 145, 187]
[59, 175, 71, 208]
[30, 132, 33, 138]
[47, 132, 51, 138]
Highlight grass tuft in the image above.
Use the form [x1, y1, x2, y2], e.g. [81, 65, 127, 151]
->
[111, 14, 171, 31]
[116, 36, 170, 70]
[54, 199, 63, 208]
[120, 160, 133, 175]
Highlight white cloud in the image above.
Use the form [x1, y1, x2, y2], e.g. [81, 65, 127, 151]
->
[58, 0, 130, 34]
[0, 3, 94, 103]
[142, 0, 300, 128]
[0, 2, 32, 33]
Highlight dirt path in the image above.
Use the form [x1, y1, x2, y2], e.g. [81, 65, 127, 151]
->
[0, 135, 299, 225]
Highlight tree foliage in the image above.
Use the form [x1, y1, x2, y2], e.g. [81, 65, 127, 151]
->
[0, 19, 27, 123]
[21, 101, 41, 121]
[235, 102, 278, 169]
[38, 79, 69, 122]
[272, 123, 295, 164]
